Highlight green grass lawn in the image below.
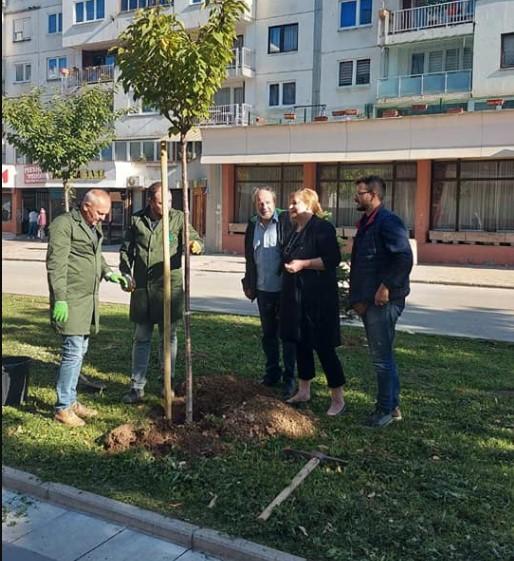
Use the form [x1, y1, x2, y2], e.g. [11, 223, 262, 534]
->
[2, 293, 514, 561]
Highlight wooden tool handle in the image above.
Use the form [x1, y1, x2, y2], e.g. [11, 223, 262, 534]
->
[258, 457, 321, 521]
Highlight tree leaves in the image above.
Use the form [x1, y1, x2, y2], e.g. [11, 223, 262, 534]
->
[3, 87, 121, 186]
[115, 0, 247, 136]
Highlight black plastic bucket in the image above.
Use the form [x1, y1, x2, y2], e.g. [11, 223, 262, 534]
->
[2, 356, 31, 406]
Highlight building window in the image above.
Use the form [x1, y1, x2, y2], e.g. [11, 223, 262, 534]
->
[2, 193, 12, 222]
[338, 59, 370, 86]
[75, 0, 105, 23]
[114, 141, 128, 161]
[268, 23, 298, 54]
[14, 63, 32, 83]
[99, 144, 113, 161]
[268, 81, 296, 106]
[128, 94, 159, 114]
[13, 18, 31, 42]
[431, 160, 514, 232]
[340, 0, 372, 29]
[120, 0, 172, 11]
[501, 33, 514, 68]
[47, 57, 68, 80]
[48, 13, 63, 34]
[319, 162, 416, 232]
[235, 165, 304, 223]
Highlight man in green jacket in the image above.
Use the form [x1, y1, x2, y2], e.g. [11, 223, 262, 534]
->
[47, 189, 127, 427]
[119, 182, 203, 403]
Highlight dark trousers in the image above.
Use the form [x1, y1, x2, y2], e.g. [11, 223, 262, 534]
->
[296, 339, 345, 389]
[256, 290, 296, 381]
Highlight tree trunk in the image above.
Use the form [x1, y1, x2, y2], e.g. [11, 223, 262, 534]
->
[181, 133, 193, 424]
[63, 180, 70, 212]
[160, 140, 173, 423]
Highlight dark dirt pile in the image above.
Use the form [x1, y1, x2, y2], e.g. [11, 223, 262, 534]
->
[104, 374, 317, 457]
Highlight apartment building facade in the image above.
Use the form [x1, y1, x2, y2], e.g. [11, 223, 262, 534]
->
[2, 0, 514, 264]
[2, 0, 213, 241]
[200, 0, 514, 265]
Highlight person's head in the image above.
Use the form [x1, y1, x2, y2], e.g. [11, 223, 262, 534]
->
[147, 182, 172, 219]
[254, 187, 276, 221]
[354, 175, 386, 213]
[289, 188, 322, 221]
[40, 208, 46, 213]
[80, 189, 111, 226]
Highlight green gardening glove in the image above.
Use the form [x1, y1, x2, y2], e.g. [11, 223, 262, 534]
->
[53, 301, 69, 323]
[107, 273, 129, 289]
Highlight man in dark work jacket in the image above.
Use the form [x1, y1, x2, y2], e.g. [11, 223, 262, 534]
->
[242, 186, 296, 399]
[350, 175, 413, 428]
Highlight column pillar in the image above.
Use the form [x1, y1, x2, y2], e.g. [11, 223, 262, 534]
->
[303, 163, 317, 189]
[415, 159, 432, 264]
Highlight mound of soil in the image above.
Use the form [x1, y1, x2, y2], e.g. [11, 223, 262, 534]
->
[186, 374, 275, 417]
[104, 374, 316, 458]
[222, 395, 316, 441]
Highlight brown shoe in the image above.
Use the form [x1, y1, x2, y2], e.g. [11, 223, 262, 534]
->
[392, 407, 402, 421]
[72, 402, 98, 419]
[54, 408, 86, 427]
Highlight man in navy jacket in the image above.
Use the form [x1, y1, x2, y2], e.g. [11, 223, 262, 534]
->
[349, 175, 413, 428]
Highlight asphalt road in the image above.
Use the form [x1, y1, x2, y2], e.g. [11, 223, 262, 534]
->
[2, 259, 514, 343]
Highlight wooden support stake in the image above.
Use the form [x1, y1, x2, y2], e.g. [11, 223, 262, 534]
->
[258, 457, 321, 522]
[160, 140, 173, 424]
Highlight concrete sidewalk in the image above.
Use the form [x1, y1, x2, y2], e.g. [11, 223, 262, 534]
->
[3, 489, 209, 561]
[2, 238, 514, 289]
[3, 467, 305, 561]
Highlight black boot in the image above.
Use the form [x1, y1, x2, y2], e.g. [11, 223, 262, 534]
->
[282, 376, 296, 400]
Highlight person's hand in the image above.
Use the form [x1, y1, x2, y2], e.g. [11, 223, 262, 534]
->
[284, 259, 306, 274]
[244, 288, 256, 301]
[53, 301, 69, 322]
[107, 273, 129, 289]
[352, 302, 368, 317]
[374, 284, 390, 306]
[190, 240, 202, 255]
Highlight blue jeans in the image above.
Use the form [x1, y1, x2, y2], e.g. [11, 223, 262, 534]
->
[256, 290, 296, 381]
[131, 322, 178, 390]
[28, 222, 38, 239]
[361, 301, 404, 414]
[55, 335, 89, 411]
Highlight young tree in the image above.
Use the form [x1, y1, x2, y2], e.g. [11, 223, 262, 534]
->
[116, 0, 247, 423]
[3, 88, 119, 211]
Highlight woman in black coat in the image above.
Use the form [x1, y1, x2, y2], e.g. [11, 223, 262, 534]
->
[280, 189, 346, 416]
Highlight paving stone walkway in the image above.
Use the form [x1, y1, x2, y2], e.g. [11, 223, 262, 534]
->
[2, 489, 221, 561]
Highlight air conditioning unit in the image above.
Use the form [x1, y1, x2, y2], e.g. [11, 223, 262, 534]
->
[126, 175, 143, 188]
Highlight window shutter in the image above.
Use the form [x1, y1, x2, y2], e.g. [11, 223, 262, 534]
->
[339, 61, 353, 86]
[463, 47, 473, 69]
[428, 51, 443, 73]
[445, 49, 459, 71]
[356, 59, 370, 85]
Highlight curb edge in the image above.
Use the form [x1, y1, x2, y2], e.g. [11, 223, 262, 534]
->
[2, 465, 307, 561]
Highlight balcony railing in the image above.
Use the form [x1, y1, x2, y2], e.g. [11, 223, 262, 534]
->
[227, 47, 255, 77]
[377, 69, 472, 99]
[61, 64, 115, 88]
[81, 64, 115, 84]
[388, 0, 474, 35]
[201, 103, 252, 126]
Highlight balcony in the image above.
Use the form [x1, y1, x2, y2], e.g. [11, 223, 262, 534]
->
[377, 69, 472, 99]
[226, 47, 255, 79]
[201, 103, 252, 127]
[81, 64, 115, 84]
[61, 65, 115, 89]
[383, 0, 474, 45]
